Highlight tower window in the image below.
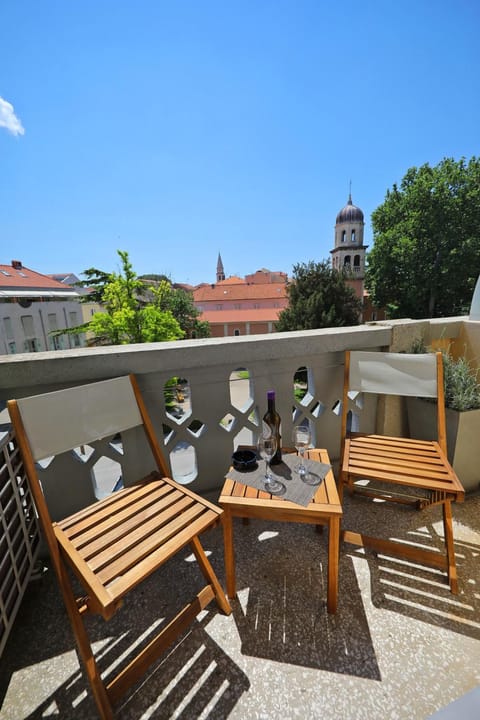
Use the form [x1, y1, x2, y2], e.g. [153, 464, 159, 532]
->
[342, 230, 346, 243]
[354, 255, 360, 269]
[344, 255, 351, 267]
[351, 229, 356, 243]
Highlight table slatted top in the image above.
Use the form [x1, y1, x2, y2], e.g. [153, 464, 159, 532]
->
[219, 448, 342, 517]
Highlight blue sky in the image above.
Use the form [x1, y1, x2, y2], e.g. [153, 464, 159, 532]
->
[1, 1, 479, 286]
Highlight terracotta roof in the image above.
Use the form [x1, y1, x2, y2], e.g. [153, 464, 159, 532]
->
[217, 276, 246, 285]
[199, 308, 282, 323]
[172, 282, 195, 291]
[194, 283, 287, 302]
[0, 263, 79, 296]
[245, 270, 288, 284]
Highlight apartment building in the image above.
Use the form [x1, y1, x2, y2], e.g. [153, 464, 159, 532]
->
[193, 259, 288, 337]
[0, 260, 86, 354]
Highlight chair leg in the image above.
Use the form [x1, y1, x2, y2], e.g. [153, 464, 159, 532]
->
[327, 516, 340, 614]
[338, 470, 356, 500]
[337, 471, 345, 503]
[442, 500, 458, 594]
[189, 535, 231, 615]
[57, 565, 114, 720]
[221, 510, 236, 599]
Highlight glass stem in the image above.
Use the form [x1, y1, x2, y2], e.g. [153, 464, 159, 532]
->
[299, 448, 306, 474]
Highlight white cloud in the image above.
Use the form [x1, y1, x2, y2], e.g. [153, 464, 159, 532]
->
[0, 97, 25, 136]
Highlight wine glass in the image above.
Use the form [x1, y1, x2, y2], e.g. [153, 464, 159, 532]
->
[257, 435, 285, 495]
[292, 424, 312, 481]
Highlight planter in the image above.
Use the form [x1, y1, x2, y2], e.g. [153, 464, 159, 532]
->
[407, 397, 480, 493]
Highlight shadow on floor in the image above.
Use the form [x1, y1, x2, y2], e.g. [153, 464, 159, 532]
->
[1, 492, 479, 719]
[229, 519, 381, 680]
[0, 530, 249, 719]
[340, 491, 480, 640]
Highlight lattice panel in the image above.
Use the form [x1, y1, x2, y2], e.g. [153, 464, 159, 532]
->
[0, 430, 40, 657]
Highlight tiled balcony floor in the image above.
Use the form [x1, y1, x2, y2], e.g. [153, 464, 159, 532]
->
[1, 490, 480, 720]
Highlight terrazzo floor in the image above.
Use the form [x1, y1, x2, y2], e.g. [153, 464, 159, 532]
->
[1, 490, 479, 720]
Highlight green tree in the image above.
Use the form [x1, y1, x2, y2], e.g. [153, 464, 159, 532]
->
[149, 284, 210, 339]
[275, 260, 362, 331]
[75, 252, 210, 341]
[82, 250, 184, 345]
[366, 157, 480, 318]
[138, 273, 171, 283]
[75, 266, 111, 303]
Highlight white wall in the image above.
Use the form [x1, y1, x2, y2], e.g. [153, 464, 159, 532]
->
[0, 299, 86, 354]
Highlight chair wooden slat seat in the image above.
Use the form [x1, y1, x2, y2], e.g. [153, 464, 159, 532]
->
[8, 375, 231, 719]
[340, 351, 464, 594]
[345, 436, 462, 488]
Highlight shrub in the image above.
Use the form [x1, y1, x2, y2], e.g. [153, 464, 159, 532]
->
[442, 353, 480, 411]
[409, 338, 480, 411]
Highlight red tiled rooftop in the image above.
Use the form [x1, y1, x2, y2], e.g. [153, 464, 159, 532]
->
[0, 263, 77, 292]
[194, 283, 287, 302]
[217, 276, 245, 285]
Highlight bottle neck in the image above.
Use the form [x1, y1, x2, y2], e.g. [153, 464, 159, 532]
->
[267, 391, 276, 413]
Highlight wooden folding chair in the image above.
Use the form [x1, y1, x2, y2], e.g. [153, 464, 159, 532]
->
[8, 375, 231, 719]
[339, 351, 465, 593]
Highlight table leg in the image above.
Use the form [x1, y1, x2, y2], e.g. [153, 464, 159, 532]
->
[222, 509, 236, 599]
[327, 516, 340, 613]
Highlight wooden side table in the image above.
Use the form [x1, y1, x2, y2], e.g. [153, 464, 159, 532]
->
[219, 448, 342, 613]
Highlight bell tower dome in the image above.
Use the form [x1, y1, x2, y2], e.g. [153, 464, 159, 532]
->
[330, 192, 368, 278]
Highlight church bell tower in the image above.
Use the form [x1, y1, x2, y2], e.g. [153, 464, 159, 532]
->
[330, 192, 368, 300]
[216, 253, 225, 282]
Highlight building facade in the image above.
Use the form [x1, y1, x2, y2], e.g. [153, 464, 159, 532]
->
[0, 260, 86, 354]
[193, 267, 288, 337]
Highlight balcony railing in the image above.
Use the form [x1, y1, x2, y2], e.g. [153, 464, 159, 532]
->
[0, 317, 475, 505]
[0, 315, 477, 656]
[0, 428, 40, 657]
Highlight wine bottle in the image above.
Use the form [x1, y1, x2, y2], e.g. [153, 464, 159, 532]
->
[263, 390, 282, 464]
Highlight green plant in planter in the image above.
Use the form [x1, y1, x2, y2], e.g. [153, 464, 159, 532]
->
[409, 337, 480, 411]
[407, 339, 480, 492]
[442, 353, 480, 411]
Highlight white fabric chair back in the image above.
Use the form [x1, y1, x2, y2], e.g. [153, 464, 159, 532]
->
[15, 376, 142, 461]
[349, 351, 438, 398]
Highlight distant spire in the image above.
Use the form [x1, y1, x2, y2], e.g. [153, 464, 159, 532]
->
[216, 252, 225, 282]
[348, 179, 352, 204]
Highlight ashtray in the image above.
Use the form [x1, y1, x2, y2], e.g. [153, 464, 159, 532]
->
[232, 449, 258, 472]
